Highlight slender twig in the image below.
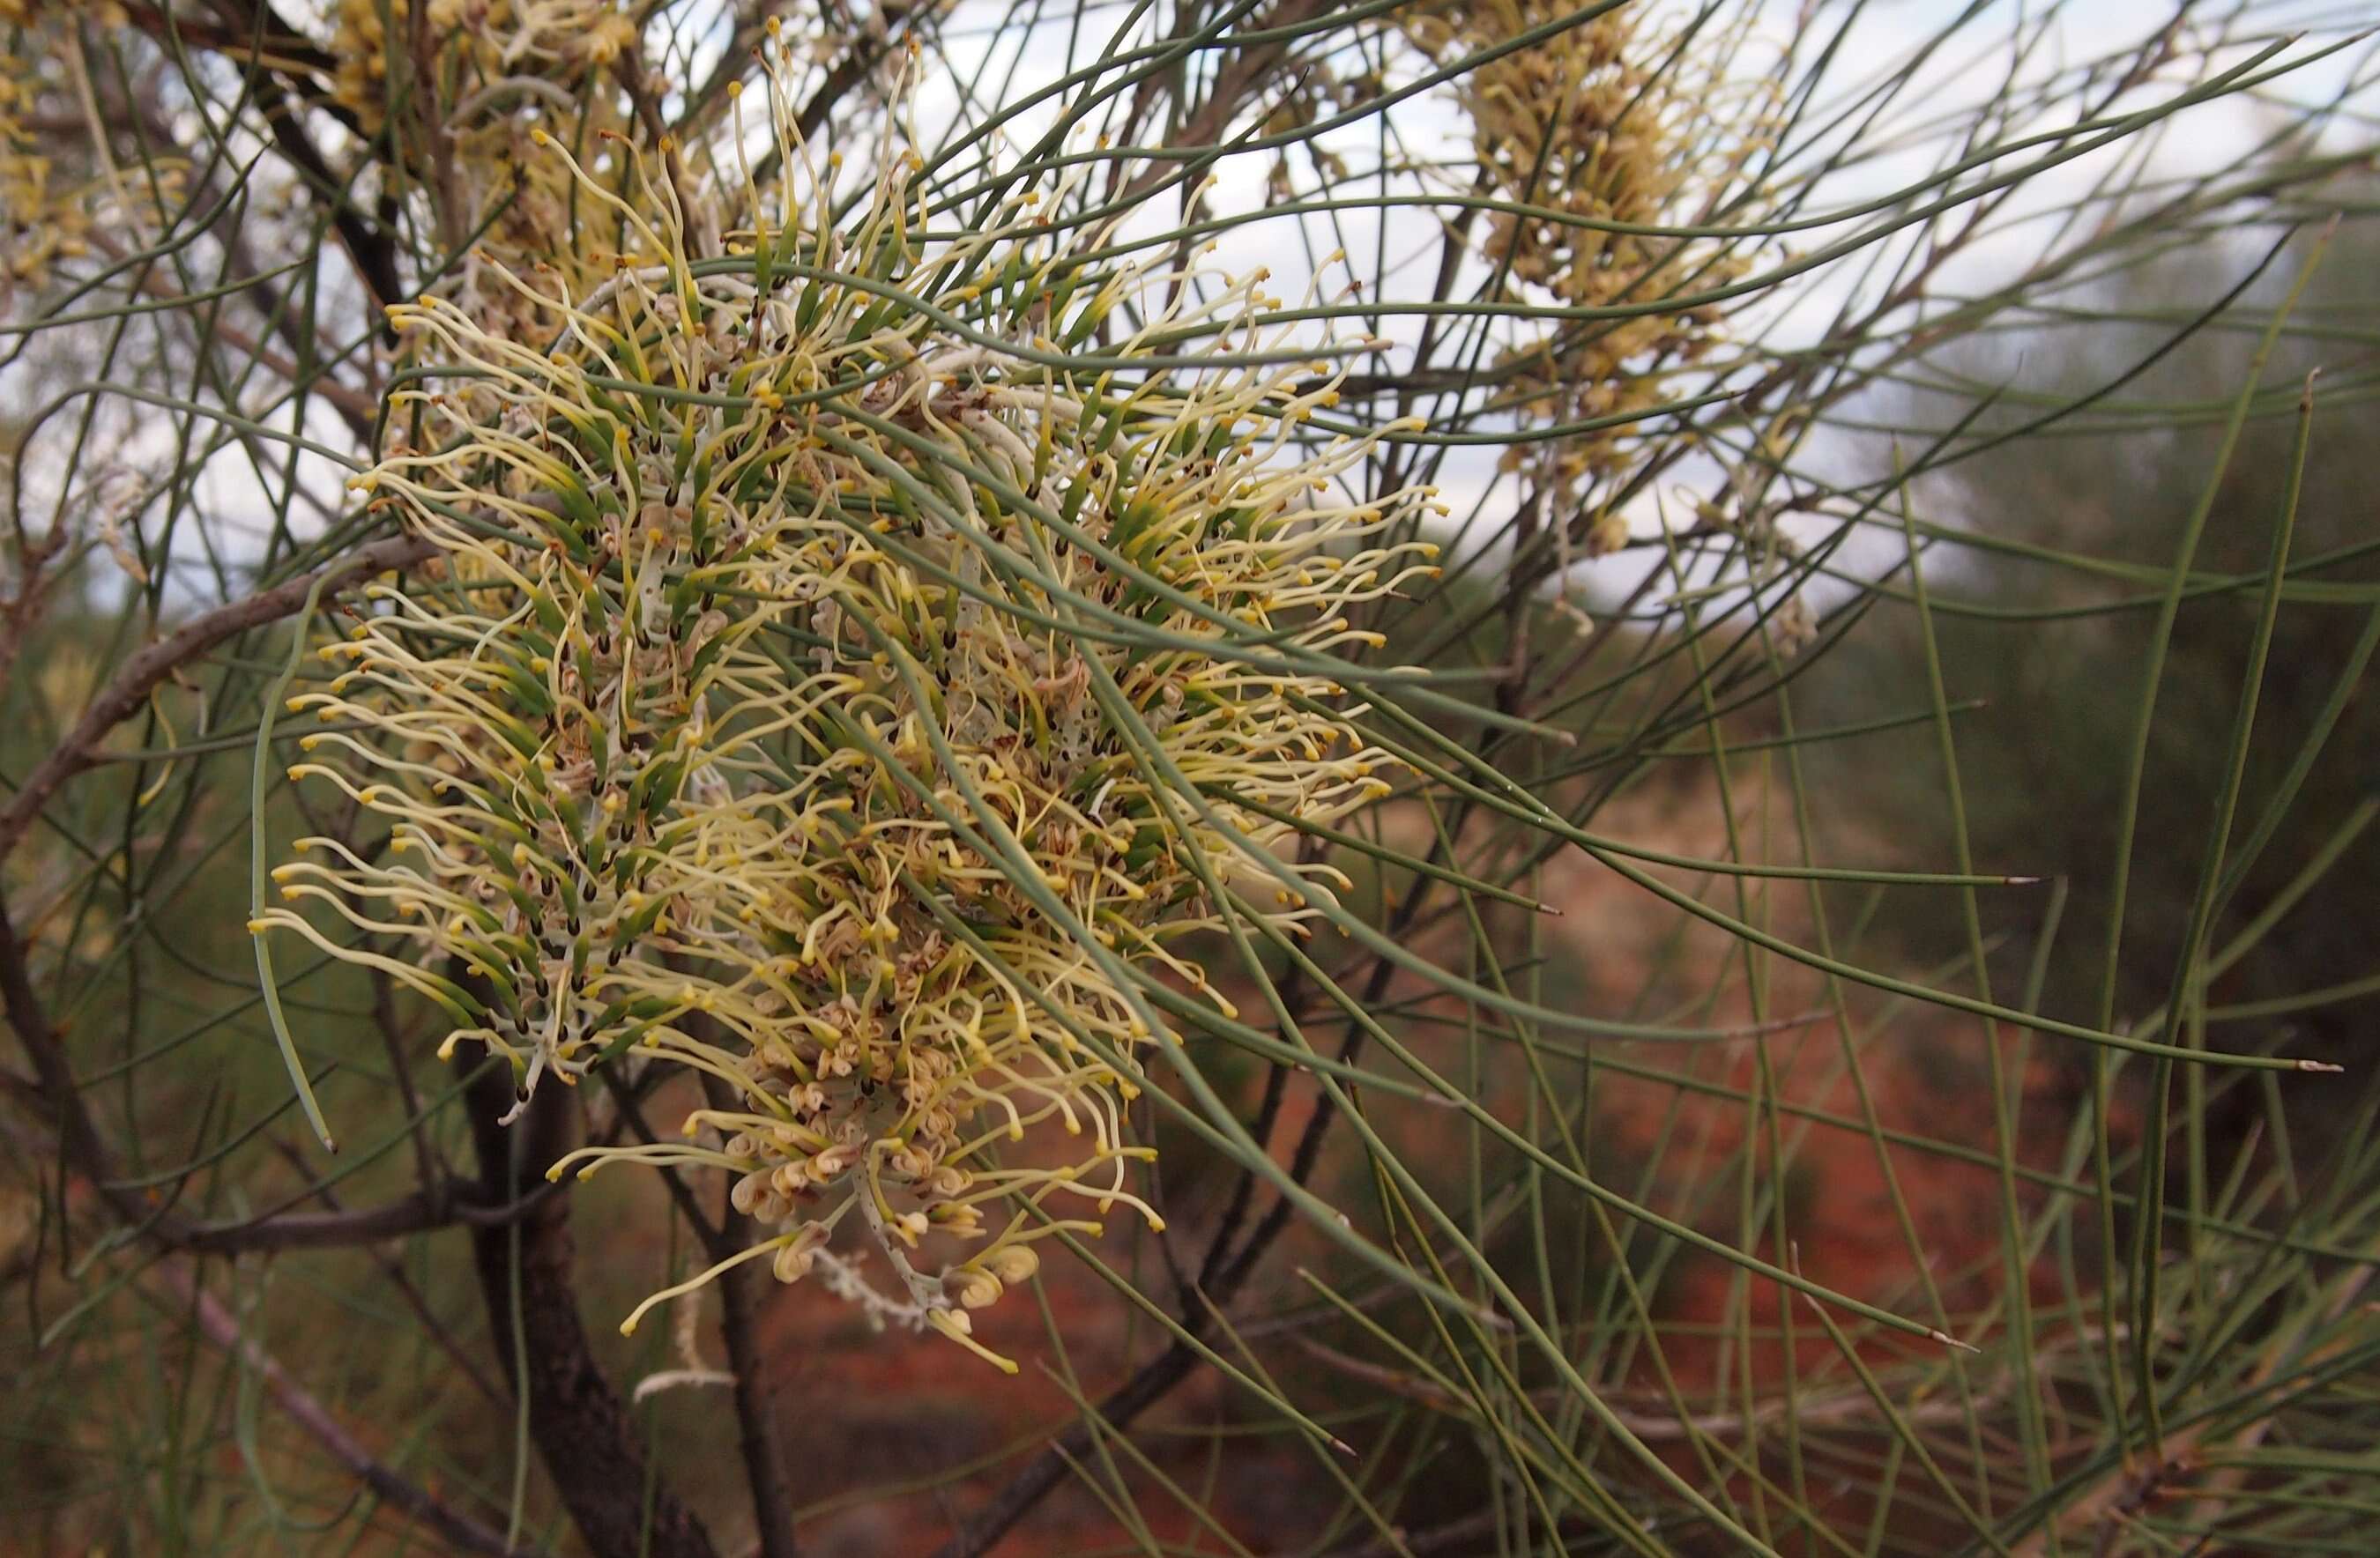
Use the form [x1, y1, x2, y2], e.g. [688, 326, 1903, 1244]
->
[154, 1259, 540, 1557]
[931, 921, 1411, 1558]
[0, 531, 437, 865]
[260, 1132, 509, 1409]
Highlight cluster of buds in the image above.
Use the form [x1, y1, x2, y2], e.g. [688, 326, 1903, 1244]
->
[1403, 0, 1774, 501]
[328, 0, 646, 344]
[2, 4, 181, 308]
[1, 9, 90, 302]
[329, 0, 643, 145]
[257, 44, 1432, 1368]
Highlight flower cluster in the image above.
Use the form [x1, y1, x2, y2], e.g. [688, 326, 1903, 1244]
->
[1404, 0, 1774, 501]
[4, 4, 182, 307]
[329, 0, 642, 135]
[2, 13, 91, 302]
[329, 0, 643, 343]
[257, 48, 1431, 1367]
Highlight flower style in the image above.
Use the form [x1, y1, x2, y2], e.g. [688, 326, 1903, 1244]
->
[256, 44, 1432, 1368]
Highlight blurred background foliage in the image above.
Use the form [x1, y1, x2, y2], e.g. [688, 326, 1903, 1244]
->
[1803, 196, 2379, 1131]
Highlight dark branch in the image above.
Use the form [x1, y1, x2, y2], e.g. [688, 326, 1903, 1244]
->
[177, 1179, 555, 1253]
[697, 1067, 801, 1558]
[463, 1052, 722, 1558]
[718, 1238, 801, 1558]
[206, 0, 406, 315]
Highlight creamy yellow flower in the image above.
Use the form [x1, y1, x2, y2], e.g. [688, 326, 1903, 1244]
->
[263, 46, 1426, 1371]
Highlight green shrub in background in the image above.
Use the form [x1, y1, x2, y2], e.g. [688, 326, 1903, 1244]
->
[1808, 212, 2379, 1084]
